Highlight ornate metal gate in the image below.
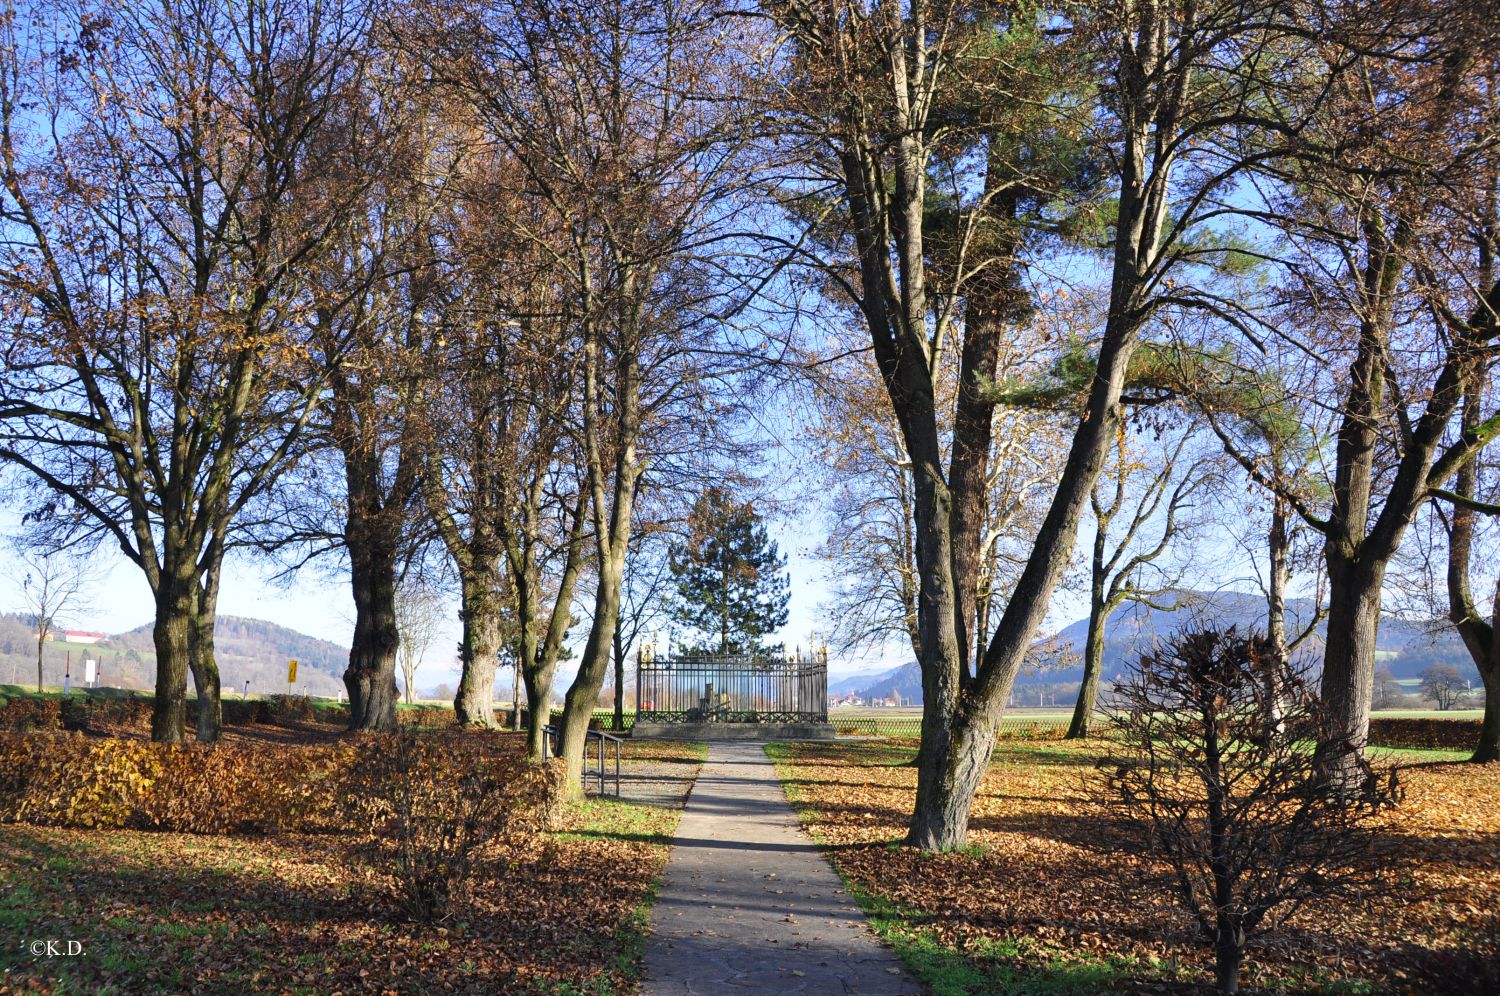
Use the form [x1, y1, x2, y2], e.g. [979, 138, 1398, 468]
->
[635, 647, 829, 725]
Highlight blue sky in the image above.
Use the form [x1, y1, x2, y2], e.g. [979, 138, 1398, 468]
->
[0, 503, 884, 691]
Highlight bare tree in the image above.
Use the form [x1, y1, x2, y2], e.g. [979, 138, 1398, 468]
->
[0, 0, 383, 741]
[408, 144, 592, 737]
[253, 65, 450, 732]
[1371, 666, 1408, 711]
[396, 582, 445, 706]
[1442, 375, 1500, 759]
[1207, 4, 1500, 785]
[1103, 628, 1398, 995]
[611, 526, 674, 730]
[1419, 663, 1468, 711]
[808, 320, 1071, 664]
[9, 547, 89, 692]
[425, 0, 773, 796]
[1067, 429, 1212, 738]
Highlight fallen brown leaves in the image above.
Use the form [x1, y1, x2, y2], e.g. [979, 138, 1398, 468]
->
[775, 739, 1500, 994]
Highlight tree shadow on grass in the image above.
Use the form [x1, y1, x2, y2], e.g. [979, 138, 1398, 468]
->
[964, 809, 1149, 855]
[3, 828, 364, 921]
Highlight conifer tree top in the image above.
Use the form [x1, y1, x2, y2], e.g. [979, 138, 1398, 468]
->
[667, 487, 790, 655]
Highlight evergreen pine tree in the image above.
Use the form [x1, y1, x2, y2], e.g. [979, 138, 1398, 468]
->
[667, 487, 790, 654]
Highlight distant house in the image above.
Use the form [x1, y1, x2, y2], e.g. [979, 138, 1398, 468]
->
[58, 630, 105, 645]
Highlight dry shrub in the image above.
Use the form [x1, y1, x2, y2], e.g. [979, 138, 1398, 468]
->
[0, 735, 164, 827]
[0, 693, 341, 734]
[137, 742, 360, 833]
[345, 731, 560, 922]
[0, 731, 559, 917]
[220, 698, 267, 726]
[1101, 628, 1399, 995]
[60, 696, 152, 731]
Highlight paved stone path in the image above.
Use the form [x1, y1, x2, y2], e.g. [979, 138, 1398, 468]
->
[642, 742, 923, 995]
[610, 759, 700, 809]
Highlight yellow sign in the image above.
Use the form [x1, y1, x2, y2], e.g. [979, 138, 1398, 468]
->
[287, 659, 298, 683]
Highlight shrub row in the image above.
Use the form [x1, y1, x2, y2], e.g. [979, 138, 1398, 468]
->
[0, 693, 342, 733]
[0, 697, 65, 732]
[396, 704, 456, 727]
[0, 695, 636, 734]
[1367, 717, 1483, 752]
[0, 730, 555, 836]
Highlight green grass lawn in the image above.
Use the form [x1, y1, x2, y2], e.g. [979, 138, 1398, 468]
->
[1373, 707, 1484, 719]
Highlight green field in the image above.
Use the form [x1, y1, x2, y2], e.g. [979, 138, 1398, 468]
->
[1372, 707, 1483, 719]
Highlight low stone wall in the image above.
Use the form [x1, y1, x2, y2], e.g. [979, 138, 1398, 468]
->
[631, 721, 837, 741]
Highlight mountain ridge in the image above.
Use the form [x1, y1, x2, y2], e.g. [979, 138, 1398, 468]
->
[0, 612, 348, 697]
[840, 588, 1478, 705]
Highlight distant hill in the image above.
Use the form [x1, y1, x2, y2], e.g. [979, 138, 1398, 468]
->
[0, 612, 347, 697]
[1048, 589, 1473, 685]
[836, 589, 1480, 706]
[829, 670, 889, 696]
[853, 661, 922, 704]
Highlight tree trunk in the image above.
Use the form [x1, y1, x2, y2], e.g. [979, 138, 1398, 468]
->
[523, 655, 556, 757]
[906, 316, 1140, 847]
[188, 608, 222, 743]
[1068, 602, 1108, 739]
[1068, 527, 1111, 739]
[1446, 380, 1499, 763]
[1477, 651, 1499, 763]
[1318, 548, 1385, 787]
[344, 539, 400, 732]
[1213, 923, 1245, 995]
[906, 713, 1000, 850]
[187, 534, 228, 743]
[950, 184, 1019, 686]
[1265, 500, 1290, 728]
[35, 629, 44, 693]
[558, 559, 624, 798]
[455, 564, 501, 728]
[613, 626, 626, 732]
[151, 572, 195, 743]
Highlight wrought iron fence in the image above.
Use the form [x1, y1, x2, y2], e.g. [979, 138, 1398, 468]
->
[636, 651, 828, 724]
[828, 715, 1071, 739]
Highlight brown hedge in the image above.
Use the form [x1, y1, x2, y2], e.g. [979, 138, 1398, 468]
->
[1368, 717, 1482, 752]
[0, 694, 349, 732]
[0, 730, 555, 836]
[396, 704, 456, 727]
[0, 697, 63, 732]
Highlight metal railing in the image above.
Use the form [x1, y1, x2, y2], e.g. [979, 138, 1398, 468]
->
[636, 651, 828, 725]
[541, 724, 621, 797]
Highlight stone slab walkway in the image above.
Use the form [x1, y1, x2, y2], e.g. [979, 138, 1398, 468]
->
[642, 741, 923, 995]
